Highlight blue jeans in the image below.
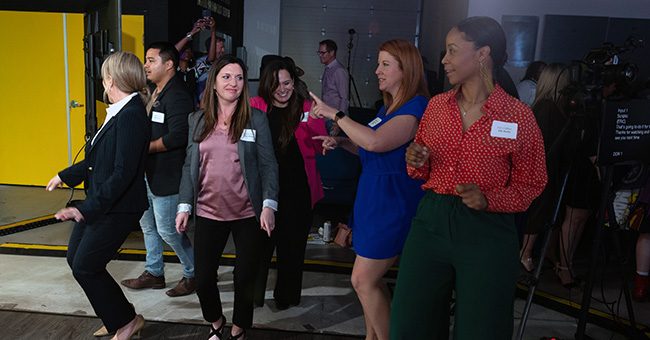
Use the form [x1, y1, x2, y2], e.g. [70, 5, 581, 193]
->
[141, 181, 194, 278]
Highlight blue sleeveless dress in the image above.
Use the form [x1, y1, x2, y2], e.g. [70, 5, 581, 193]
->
[351, 95, 427, 259]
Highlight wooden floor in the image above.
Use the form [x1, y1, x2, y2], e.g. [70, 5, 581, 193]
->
[0, 310, 362, 340]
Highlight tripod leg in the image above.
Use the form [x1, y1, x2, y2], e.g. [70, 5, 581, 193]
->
[576, 166, 614, 339]
[612, 228, 642, 330]
[516, 223, 554, 340]
[518, 165, 573, 339]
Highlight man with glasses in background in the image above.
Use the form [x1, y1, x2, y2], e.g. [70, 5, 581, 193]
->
[318, 39, 349, 135]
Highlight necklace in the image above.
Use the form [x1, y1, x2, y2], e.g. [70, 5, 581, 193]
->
[458, 96, 487, 117]
[458, 101, 468, 117]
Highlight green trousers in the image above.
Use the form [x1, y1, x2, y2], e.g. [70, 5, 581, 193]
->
[390, 191, 519, 340]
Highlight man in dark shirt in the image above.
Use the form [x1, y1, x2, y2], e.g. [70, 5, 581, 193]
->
[121, 42, 196, 297]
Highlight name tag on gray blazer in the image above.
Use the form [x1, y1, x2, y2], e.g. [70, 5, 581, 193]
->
[240, 128, 256, 142]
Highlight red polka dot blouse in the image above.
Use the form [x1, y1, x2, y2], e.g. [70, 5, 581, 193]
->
[407, 85, 548, 213]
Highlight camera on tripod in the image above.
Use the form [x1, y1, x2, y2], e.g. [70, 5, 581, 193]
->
[563, 36, 643, 111]
[580, 37, 641, 86]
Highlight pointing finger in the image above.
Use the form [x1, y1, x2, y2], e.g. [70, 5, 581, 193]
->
[309, 91, 322, 105]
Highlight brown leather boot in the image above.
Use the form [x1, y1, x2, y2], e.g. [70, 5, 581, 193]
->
[166, 277, 196, 297]
[632, 273, 649, 302]
[121, 271, 166, 289]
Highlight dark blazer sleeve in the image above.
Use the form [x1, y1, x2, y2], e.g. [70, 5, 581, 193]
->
[59, 160, 87, 188]
[251, 109, 279, 205]
[178, 111, 199, 207]
[76, 107, 149, 223]
[160, 87, 192, 151]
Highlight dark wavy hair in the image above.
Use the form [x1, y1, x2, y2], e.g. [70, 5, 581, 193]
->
[258, 59, 305, 149]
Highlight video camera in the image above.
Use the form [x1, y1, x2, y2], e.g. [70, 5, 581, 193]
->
[555, 37, 650, 166]
[564, 36, 644, 105]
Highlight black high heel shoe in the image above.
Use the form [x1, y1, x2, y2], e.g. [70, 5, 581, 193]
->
[208, 315, 226, 340]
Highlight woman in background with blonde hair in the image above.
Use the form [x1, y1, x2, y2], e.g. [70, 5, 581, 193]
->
[46, 51, 151, 340]
[529, 62, 599, 287]
[520, 63, 571, 273]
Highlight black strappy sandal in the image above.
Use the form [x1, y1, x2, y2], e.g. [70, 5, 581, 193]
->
[207, 315, 226, 340]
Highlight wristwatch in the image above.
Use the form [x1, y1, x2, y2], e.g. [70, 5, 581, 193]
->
[186, 32, 193, 40]
[334, 111, 346, 122]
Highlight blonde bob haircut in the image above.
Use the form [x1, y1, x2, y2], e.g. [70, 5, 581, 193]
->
[101, 51, 150, 104]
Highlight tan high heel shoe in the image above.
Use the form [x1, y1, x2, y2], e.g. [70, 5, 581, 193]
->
[93, 325, 114, 337]
[111, 314, 145, 340]
[96, 303, 134, 337]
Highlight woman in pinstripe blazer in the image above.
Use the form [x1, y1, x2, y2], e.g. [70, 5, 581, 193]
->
[46, 51, 150, 340]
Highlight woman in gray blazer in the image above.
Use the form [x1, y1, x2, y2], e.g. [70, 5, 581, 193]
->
[175, 55, 278, 340]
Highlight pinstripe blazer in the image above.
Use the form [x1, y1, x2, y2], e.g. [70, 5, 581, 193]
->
[178, 108, 279, 221]
[58, 96, 151, 223]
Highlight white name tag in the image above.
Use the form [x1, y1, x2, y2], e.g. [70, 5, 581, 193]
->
[240, 129, 256, 142]
[368, 117, 382, 127]
[302, 112, 310, 122]
[151, 111, 165, 123]
[490, 120, 518, 139]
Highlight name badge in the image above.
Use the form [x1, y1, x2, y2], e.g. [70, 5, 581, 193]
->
[302, 112, 310, 122]
[240, 128, 256, 142]
[368, 117, 382, 127]
[151, 111, 165, 123]
[490, 120, 518, 139]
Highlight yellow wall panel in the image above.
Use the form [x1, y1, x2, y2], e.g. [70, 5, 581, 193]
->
[0, 11, 69, 186]
[122, 15, 145, 58]
[66, 13, 88, 164]
[0, 11, 144, 186]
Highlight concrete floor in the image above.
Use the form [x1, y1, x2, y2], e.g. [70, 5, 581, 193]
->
[1, 184, 648, 339]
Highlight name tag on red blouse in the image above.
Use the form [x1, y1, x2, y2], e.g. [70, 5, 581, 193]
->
[490, 120, 518, 139]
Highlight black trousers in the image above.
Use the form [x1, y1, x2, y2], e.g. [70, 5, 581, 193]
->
[254, 203, 312, 306]
[194, 216, 265, 328]
[67, 212, 140, 332]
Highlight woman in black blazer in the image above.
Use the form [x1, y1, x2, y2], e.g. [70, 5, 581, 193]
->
[176, 55, 279, 340]
[46, 51, 151, 340]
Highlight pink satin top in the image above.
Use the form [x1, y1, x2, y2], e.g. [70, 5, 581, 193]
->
[196, 126, 255, 221]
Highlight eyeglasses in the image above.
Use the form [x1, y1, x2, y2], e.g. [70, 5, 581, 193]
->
[316, 50, 330, 56]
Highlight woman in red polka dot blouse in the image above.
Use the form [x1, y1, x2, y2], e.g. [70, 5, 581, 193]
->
[389, 17, 548, 339]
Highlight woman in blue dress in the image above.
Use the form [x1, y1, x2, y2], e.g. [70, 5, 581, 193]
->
[310, 39, 429, 340]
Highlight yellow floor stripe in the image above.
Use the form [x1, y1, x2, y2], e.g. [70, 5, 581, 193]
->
[0, 243, 366, 269]
[0, 215, 55, 231]
[0, 242, 67, 251]
[517, 283, 650, 333]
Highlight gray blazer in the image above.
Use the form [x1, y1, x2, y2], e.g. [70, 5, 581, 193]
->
[178, 108, 279, 221]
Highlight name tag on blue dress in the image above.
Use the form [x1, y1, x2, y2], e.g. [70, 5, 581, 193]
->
[368, 117, 382, 127]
